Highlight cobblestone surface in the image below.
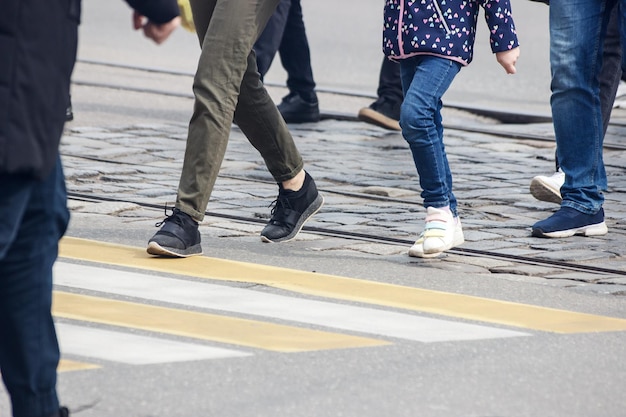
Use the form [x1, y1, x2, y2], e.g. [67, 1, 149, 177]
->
[60, 117, 626, 289]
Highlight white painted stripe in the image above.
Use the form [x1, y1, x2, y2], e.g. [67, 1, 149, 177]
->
[55, 323, 251, 365]
[54, 262, 529, 343]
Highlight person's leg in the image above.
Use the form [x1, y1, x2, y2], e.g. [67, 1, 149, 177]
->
[377, 58, 404, 109]
[599, 2, 622, 133]
[551, 0, 610, 213]
[234, 51, 323, 242]
[148, 0, 322, 255]
[358, 57, 403, 131]
[253, 0, 291, 78]
[530, 0, 622, 204]
[398, 56, 463, 257]
[620, 0, 626, 72]
[0, 157, 69, 417]
[148, 0, 283, 257]
[399, 56, 460, 216]
[274, 0, 320, 123]
[532, 0, 612, 237]
[176, 0, 282, 222]
[279, 0, 316, 101]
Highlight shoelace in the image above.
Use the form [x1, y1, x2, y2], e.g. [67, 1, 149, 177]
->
[154, 206, 186, 228]
[267, 195, 294, 225]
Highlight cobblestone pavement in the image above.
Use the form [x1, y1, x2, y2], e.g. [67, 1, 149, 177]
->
[60, 114, 626, 294]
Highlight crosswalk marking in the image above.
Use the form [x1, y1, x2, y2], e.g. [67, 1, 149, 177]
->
[59, 237, 626, 334]
[54, 262, 528, 342]
[56, 323, 250, 364]
[52, 292, 388, 352]
[58, 359, 100, 372]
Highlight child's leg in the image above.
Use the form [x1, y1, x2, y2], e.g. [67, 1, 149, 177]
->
[399, 56, 463, 257]
[399, 55, 461, 216]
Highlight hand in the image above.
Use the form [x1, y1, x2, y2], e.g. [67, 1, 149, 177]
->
[496, 47, 520, 74]
[132, 11, 180, 44]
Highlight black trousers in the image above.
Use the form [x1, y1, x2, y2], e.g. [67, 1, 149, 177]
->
[253, 0, 316, 100]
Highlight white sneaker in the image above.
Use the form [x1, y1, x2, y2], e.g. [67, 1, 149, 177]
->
[529, 169, 564, 204]
[408, 207, 465, 258]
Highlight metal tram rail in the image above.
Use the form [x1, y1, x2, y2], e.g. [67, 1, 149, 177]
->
[66, 58, 626, 279]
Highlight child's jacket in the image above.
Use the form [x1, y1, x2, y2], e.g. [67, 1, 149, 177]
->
[383, 0, 519, 66]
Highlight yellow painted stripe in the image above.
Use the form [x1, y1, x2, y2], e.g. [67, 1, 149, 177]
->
[58, 359, 100, 373]
[59, 237, 626, 334]
[52, 291, 387, 352]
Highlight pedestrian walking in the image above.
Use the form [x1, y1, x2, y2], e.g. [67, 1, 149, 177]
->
[383, 0, 520, 258]
[147, 0, 324, 258]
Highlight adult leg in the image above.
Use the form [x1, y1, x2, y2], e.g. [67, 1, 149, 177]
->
[530, 2, 622, 203]
[177, 0, 283, 221]
[550, 0, 611, 214]
[0, 158, 69, 417]
[358, 57, 403, 130]
[253, 0, 291, 78]
[599, 2, 622, 134]
[532, 0, 612, 237]
[235, 45, 323, 243]
[278, 0, 316, 102]
[149, 0, 320, 254]
[377, 58, 403, 109]
[273, 0, 320, 123]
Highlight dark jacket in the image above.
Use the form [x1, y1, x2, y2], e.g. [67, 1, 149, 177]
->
[0, 0, 178, 180]
[383, 0, 519, 66]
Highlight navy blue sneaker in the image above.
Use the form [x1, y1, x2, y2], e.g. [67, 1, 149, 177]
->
[147, 208, 202, 257]
[532, 207, 608, 238]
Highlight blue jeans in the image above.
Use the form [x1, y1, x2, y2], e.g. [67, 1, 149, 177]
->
[399, 56, 462, 216]
[550, 0, 620, 214]
[0, 157, 69, 417]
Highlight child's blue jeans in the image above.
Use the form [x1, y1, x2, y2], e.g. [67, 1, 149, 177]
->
[399, 55, 462, 216]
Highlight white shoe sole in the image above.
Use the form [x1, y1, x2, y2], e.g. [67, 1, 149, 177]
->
[146, 241, 203, 257]
[529, 176, 562, 204]
[533, 221, 608, 238]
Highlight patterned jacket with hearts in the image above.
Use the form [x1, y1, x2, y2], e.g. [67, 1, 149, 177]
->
[383, 0, 519, 66]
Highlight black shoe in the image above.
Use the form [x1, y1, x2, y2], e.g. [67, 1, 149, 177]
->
[277, 93, 320, 124]
[147, 208, 202, 257]
[358, 97, 401, 131]
[261, 172, 324, 243]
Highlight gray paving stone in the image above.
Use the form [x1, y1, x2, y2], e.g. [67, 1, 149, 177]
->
[59, 121, 626, 282]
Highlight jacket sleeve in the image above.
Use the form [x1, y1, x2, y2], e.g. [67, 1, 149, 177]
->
[481, 0, 520, 53]
[125, 0, 180, 24]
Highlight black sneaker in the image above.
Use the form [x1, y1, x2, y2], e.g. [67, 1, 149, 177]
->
[532, 206, 608, 238]
[261, 172, 324, 242]
[147, 208, 202, 257]
[358, 97, 401, 131]
[277, 93, 320, 124]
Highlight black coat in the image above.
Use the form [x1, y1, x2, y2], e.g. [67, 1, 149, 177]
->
[0, 0, 178, 180]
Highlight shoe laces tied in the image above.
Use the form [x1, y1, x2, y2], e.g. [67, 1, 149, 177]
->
[155, 206, 186, 228]
[267, 195, 294, 226]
